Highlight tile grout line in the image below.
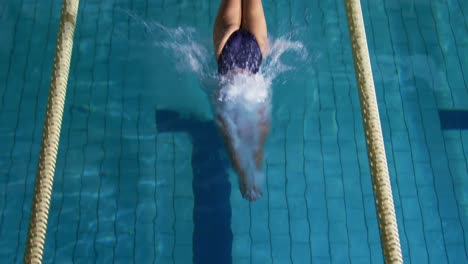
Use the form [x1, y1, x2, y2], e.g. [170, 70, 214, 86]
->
[333, 0, 352, 261]
[397, 0, 467, 261]
[113, 0, 131, 259]
[316, 1, 332, 261]
[13, 0, 41, 261]
[0, 0, 26, 236]
[441, 0, 468, 91]
[171, 133, 176, 263]
[153, 109, 159, 264]
[265, 162, 274, 263]
[0, 0, 24, 115]
[453, 0, 468, 32]
[320, 1, 347, 262]
[134, 93, 141, 263]
[437, 1, 468, 255]
[93, 0, 117, 261]
[73, 0, 98, 260]
[393, 0, 433, 260]
[302, 78, 313, 263]
[284, 109, 293, 264]
[151, 0, 161, 262]
[426, 0, 468, 259]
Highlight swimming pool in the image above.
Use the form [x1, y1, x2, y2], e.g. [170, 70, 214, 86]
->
[1, 0, 467, 263]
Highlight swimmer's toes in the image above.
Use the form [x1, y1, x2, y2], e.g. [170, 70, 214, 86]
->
[239, 182, 249, 200]
[240, 187, 263, 201]
[253, 184, 263, 197]
[240, 188, 255, 201]
[238, 174, 263, 201]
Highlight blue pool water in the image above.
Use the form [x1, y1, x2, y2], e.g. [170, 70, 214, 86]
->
[1, 0, 467, 263]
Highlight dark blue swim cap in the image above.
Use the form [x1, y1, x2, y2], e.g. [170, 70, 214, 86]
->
[218, 29, 263, 75]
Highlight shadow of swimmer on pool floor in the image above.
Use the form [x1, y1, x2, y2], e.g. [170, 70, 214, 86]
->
[156, 110, 233, 264]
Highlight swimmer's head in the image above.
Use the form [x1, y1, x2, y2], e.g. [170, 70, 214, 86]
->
[218, 29, 263, 76]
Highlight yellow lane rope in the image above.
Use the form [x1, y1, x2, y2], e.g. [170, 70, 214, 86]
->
[24, 0, 79, 263]
[344, 0, 403, 263]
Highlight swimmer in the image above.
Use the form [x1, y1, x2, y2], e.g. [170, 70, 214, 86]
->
[213, 0, 270, 201]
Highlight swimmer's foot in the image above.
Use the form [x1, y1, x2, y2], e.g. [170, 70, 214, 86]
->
[238, 170, 263, 201]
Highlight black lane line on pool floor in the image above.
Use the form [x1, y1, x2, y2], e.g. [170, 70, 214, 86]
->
[438, 109, 468, 130]
[156, 110, 233, 264]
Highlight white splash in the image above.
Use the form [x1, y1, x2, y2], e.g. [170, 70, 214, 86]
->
[215, 73, 271, 198]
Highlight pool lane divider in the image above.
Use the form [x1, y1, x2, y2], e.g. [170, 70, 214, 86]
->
[345, 0, 403, 263]
[24, 1, 79, 263]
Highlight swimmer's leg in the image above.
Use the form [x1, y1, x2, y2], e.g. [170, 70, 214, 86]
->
[241, 0, 269, 57]
[216, 115, 262, 201]
[216, 115, 243, 178]
[255, 119, 270, 169]
[213, 0, 242, 59]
